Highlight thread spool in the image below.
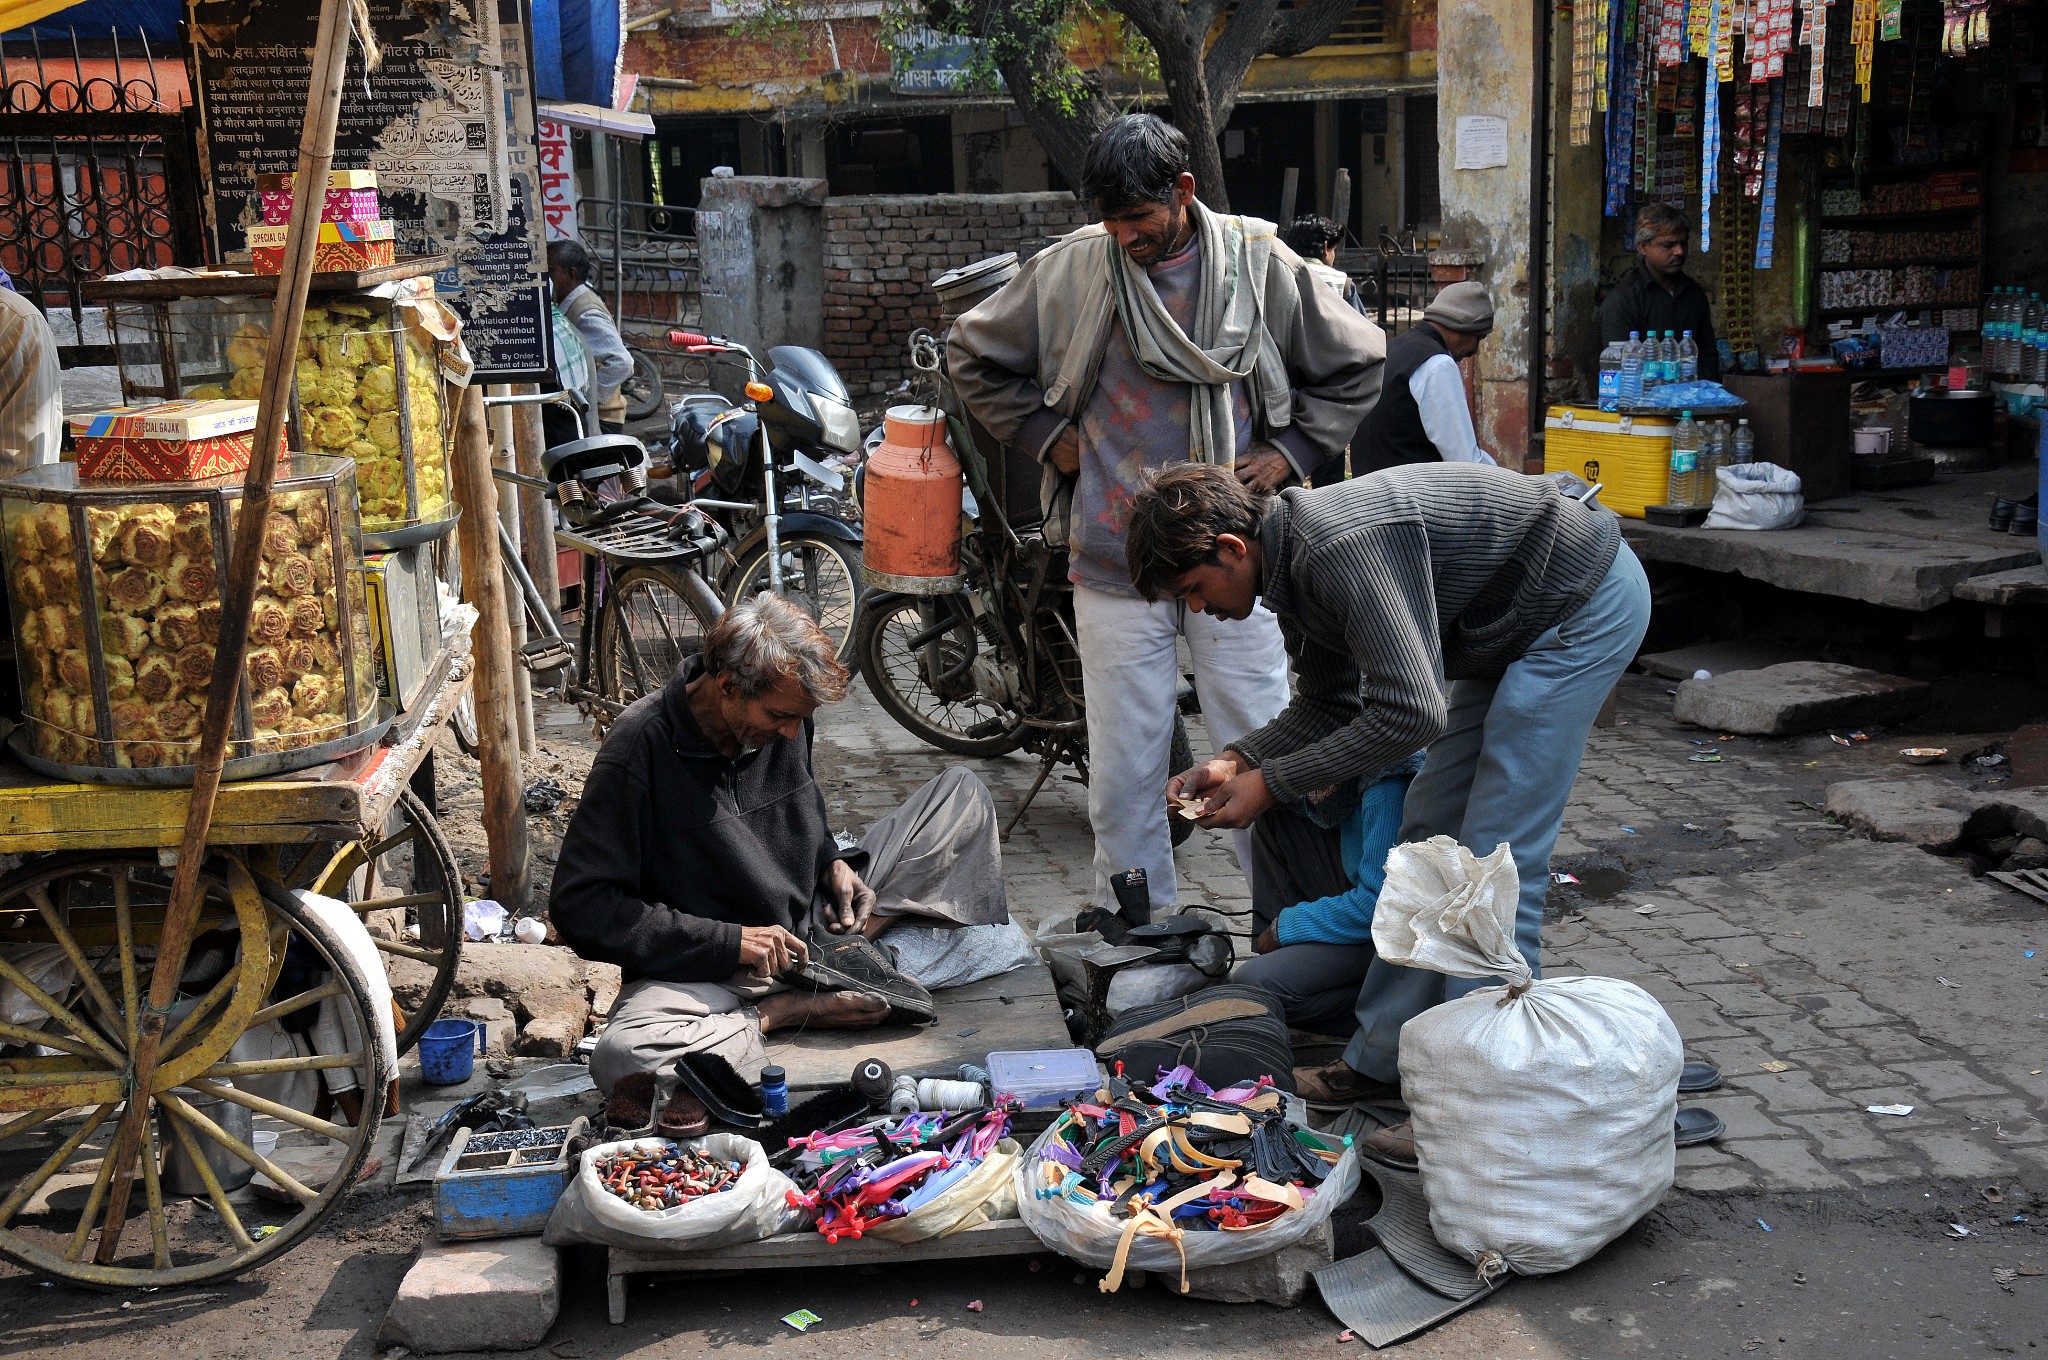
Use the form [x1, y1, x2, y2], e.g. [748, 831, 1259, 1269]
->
[957, 1063, 990, 1085]
[915, 1078, 986, 1111]
[887, 1073, 919, 1115]
[852, 1057, 894, 1107]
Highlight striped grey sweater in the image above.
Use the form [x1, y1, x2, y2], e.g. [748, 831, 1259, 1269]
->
[1231, 464, 1622, 804]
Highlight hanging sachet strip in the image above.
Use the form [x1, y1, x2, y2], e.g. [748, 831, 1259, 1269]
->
[1701, 0, 1723, 249]
[1606, 0, 1639, 213]
[1595, 0, 1614, 112]
[1755, 77, 1784, 270]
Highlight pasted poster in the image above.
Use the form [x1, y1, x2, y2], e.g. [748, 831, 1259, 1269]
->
[537, 114, 578, 241]
[187, 0, 551, 380]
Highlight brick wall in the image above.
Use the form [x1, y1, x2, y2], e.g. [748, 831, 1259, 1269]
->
[821, 191, 1092, 400]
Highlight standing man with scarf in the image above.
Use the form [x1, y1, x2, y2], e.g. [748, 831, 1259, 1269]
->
[948, 115, 1385, 915]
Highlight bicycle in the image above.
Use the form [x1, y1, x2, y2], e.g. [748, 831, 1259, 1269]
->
[477, 391, 728, 736]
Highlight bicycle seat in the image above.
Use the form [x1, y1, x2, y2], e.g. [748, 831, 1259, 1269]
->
[543, 433, 649, 486]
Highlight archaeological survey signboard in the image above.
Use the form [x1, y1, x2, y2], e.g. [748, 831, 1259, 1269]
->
[187, 0, 552, 380]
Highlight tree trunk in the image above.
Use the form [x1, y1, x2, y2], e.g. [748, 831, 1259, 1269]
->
[966, 0, 1117, 195]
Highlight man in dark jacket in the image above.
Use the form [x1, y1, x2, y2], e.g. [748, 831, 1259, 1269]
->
[1596, 203, 1722, 381]
[552, 594, 1008, 1095]
[1352, 282, 1495, 475]
[1127, 463, 1650, 1162]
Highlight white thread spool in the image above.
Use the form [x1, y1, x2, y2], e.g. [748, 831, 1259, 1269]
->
[888, 1073, 920, 1115]
[915, 1078, 986, 1111]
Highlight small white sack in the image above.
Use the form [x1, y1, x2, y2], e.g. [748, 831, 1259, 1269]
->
[543, 1133, 805, 1250]
[1702, 462, 1804, 530]
[1376, 836, 1682, 1278]
[884, 920, 1037, 991]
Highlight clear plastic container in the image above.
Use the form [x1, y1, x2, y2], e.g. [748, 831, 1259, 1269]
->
[0, 455, 381, 780]
[986, 1048, 1103, 1110]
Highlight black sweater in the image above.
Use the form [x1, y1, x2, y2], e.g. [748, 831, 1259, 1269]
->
[550, 661, 862, 985]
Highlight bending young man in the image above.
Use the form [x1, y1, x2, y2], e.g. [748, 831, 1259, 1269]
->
[1127, 462, 1650, 1161]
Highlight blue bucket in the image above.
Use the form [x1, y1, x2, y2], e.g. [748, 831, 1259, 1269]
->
[419, 1018, 486, 1085]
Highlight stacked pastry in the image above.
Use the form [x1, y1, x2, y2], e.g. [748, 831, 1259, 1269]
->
[194, 299, 449, 531]
[8, 486, 372, 770]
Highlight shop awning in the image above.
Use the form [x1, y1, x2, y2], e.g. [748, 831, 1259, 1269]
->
[0, 0, 174, 37]
[4, 0, 626, 110]
[537, 99, 651, 140]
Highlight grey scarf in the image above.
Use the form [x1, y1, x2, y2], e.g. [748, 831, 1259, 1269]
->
[1104, 201, 1289, 465]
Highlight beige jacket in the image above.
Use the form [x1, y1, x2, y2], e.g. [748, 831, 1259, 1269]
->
[946, 205, 1386, 537]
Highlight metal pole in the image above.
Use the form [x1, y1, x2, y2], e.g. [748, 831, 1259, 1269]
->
[611, 135, 624, 332]
[93, 0, 356, 1262]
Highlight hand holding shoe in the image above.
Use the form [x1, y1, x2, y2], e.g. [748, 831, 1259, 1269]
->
[738, 924, 807, 976]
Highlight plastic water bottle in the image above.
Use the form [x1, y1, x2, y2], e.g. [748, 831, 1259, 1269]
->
[1662, 330, 1682, 384]
[1732, 417, 1755, 465]
[1991, 288, 2010, 375]
[1620, 330, 1645, 404]
[1667, 412, 1702, 507]
[2028, 294, 2047, 383]
[1598, 339, 1625, 412]
[1644, 332, 1665, 386]
[1678, 330, 1700, 383]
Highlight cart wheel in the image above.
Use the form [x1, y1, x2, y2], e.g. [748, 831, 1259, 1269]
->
[287, 789, 463, 1056]
[0, 854, 385, 1288]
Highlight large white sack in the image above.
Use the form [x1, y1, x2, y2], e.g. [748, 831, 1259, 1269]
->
[543, 1133, 806, 1250]
[1376, 836, 1682, 1278]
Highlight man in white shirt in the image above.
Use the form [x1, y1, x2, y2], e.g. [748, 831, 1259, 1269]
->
[1352, 281, 1496, 474]
[546, 240, 634, 433]
[0, 281, 61, 476]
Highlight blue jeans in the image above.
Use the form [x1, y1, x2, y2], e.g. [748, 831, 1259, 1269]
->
[1343, 543, 1652, 1082]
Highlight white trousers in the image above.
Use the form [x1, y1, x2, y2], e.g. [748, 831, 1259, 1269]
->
[1072, 585, 1292, 912]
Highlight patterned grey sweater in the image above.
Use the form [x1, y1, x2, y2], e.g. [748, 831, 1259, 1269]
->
[1231, 464, 1622, 803]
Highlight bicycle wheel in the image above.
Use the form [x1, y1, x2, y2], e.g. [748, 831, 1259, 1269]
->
[622, 350, 666, 422]
[0, 856, 385, 1288]
[597, 562, 722, 711]
[724, 533, 863, 667]
[856, 594, 1025, 757]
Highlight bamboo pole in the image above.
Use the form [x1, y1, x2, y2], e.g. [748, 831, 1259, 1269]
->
[452, 383, 532, 915]
[92, 0, 357, 1263]
[486, 391, 536, 755]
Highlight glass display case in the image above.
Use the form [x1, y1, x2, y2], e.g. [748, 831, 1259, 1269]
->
[104, 294, 454, 545]
[1, 455, 386, 782]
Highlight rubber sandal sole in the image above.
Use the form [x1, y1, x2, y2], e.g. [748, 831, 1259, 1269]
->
[1679, 1060, 1724, 1093]
[1675, 1106, 1724, 1146]
[1095, 996, 1272, 1051]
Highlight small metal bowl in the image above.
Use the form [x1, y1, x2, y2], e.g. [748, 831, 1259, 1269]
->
[1899, 747, 1948, 765]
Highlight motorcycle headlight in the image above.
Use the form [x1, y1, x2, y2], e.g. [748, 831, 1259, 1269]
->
[816, 396, 863, 455]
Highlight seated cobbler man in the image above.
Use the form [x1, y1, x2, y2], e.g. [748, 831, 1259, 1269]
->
[551, 592, 1008, 1094]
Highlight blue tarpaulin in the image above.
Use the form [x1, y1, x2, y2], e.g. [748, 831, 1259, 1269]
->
[530, 0, 622, 108]
[5, 0, 178, 41]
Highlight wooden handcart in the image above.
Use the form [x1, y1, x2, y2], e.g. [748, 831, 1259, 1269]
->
[0, 656, 470, 1288]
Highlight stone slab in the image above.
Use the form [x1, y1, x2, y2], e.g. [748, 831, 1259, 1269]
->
[1179, 1219, 1333, 1306]
[1623, 518, 2037, 612]
[378, 1235, 561, 1354]
[1638, 638, 1811, 681]
[1673, 662, 1931, 737]
[1822, 779, 1994, 850]
[1951, 565, 2048, 606]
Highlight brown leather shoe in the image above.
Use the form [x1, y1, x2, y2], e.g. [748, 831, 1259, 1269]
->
[1292, 1060, 1403, 1106]
[1362, 1119, 1418, 1169]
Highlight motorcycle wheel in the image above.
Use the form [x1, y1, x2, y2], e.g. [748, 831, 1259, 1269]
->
[857, 594, 1027, 758]
[623, 349, 666, 421]
[726, 532, 864, 668]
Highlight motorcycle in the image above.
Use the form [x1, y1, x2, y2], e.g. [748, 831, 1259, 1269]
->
[663, 330, 866, 663]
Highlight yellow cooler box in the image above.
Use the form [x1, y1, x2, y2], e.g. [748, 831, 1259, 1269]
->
[1543, 406, 1675, 519]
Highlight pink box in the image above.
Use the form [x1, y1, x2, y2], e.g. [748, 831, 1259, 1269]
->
[254, 171, 382, 226]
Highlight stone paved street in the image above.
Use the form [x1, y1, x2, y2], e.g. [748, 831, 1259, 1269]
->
[819, 665, 2047, 1199]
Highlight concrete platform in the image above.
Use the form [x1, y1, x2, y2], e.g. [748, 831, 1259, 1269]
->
[1623, 466, 2040, 611]
[765, 962, 1069, 1095]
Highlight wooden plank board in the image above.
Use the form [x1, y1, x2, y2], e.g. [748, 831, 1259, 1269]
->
[763, 963, 1068, 1094]
[79, 255, 454, 303]
[607, 1218, 1043, 1318]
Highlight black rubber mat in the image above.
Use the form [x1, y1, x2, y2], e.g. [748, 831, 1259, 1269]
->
[1360, 1160, 1492, 1301]
[1313, 1247, 1506, 1349]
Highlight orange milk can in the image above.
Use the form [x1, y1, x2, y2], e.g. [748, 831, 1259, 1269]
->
[861, 404, 964, 592]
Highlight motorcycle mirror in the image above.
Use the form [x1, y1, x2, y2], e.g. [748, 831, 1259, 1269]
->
[744, 380, 774, 403]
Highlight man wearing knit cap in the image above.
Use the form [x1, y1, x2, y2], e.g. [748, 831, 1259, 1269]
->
[1352, 281, 1495, 475]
